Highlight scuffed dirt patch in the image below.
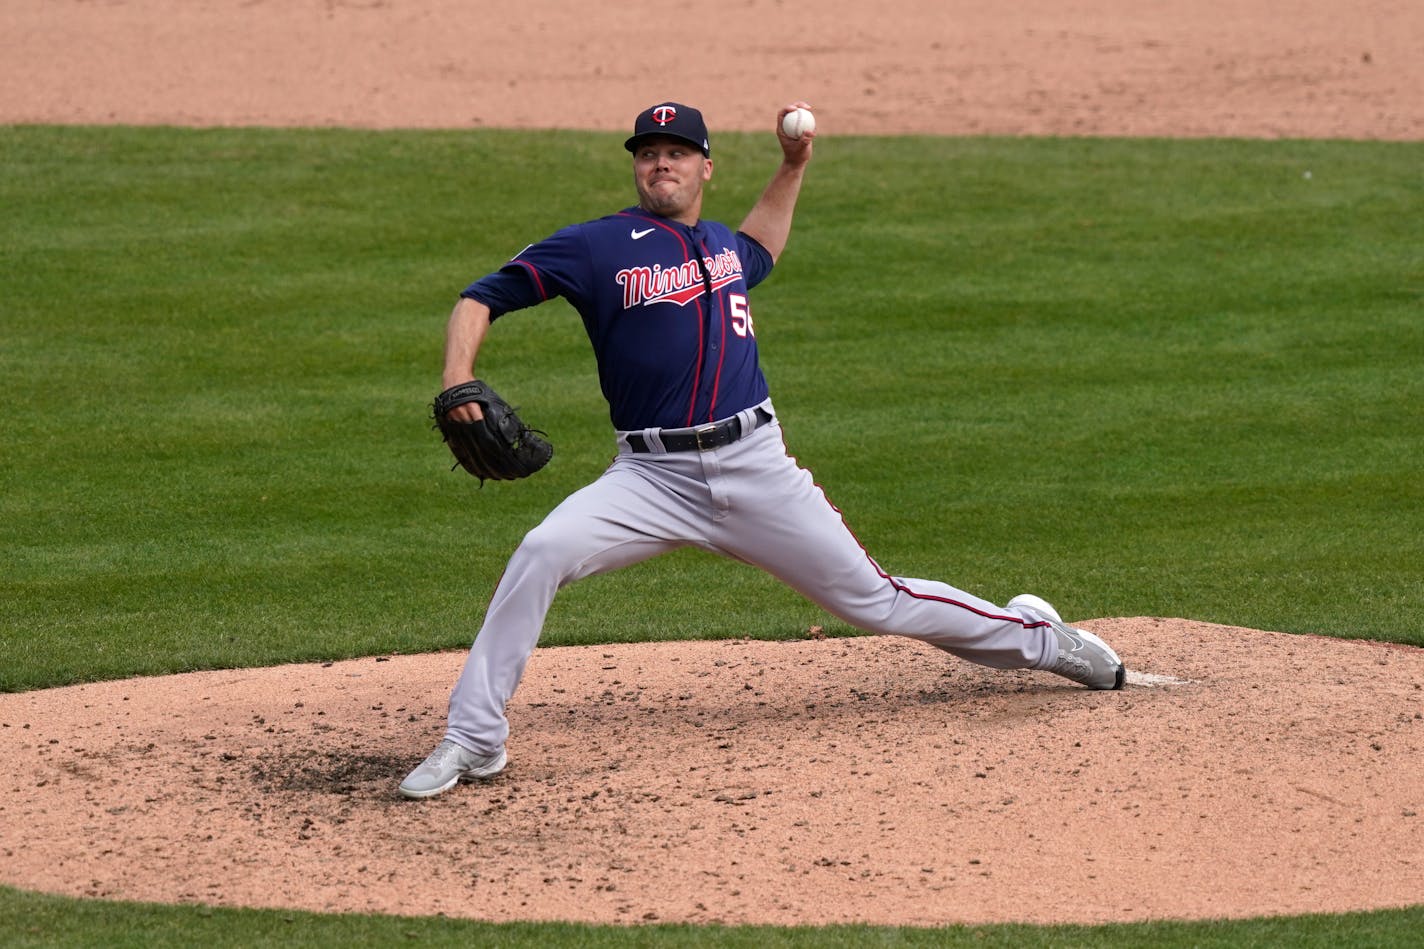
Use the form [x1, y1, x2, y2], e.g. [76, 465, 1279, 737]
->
[3, 621, 1422, 926]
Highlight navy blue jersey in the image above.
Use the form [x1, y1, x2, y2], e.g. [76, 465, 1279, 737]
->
[462, 206, 774, 431]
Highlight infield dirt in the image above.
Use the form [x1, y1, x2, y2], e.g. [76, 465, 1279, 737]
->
[3, 0, 1422, 928]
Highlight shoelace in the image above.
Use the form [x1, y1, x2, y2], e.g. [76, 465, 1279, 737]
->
[1053, 652, 1093, 682]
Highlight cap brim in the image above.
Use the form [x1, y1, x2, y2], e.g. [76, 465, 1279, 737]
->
[624, 132, 709, 155]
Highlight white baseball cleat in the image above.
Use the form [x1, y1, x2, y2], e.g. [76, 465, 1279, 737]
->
[1009, 593, 1126, 691]
[398, 739, 507, 799]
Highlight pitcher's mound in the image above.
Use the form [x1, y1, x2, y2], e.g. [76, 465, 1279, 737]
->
[3, 617, 1422, 926]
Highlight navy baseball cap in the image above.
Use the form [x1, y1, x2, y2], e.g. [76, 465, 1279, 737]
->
[624, 102, 710, 156]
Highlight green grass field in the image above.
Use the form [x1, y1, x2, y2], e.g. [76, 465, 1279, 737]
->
[2, 125, 1421, 944]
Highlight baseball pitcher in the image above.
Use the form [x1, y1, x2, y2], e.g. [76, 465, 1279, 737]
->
[402, 101, 1126, 799]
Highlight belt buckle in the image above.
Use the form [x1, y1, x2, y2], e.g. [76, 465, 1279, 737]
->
[694, 423, 719, 451]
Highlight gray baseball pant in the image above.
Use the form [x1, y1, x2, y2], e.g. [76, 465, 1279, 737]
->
[444, 402, 1059, 754]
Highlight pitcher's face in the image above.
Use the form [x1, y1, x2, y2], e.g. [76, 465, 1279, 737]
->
[632, 137, 713, 224]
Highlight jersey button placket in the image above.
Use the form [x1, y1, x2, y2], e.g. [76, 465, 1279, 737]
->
[691, 234, 721, 422]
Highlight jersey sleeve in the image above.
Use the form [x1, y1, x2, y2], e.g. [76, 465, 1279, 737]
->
[460, 268, 543, 319]
[460, 224, 594, 319]
[735, 231, 774, 290]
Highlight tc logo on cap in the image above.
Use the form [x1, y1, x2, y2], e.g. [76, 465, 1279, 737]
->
[625, 102, 710, 156]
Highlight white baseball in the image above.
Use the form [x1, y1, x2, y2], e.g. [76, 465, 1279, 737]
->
[782, 107, 815, 140]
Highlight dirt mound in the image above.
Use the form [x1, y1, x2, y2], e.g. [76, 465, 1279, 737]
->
[4, 620, 1421, 925]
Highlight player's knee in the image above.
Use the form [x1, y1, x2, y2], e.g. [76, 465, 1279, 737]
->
[510, 522, 584, 578]
[836, 606, 898, 634]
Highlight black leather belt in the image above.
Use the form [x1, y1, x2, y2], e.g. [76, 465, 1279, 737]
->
[626, 407, 772, 453]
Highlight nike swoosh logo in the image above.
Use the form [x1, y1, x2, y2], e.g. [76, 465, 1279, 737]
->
[631, 227, 655, 240]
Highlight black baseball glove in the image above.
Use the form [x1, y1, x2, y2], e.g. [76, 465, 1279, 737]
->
[432, 380, 553, 484]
